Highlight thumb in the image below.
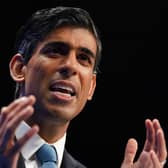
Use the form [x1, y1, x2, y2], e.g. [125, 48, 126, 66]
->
[121, 138, 138, 167]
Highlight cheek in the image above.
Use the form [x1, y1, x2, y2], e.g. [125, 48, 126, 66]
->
[81, 75, 94, 95]
[25, 63, 47, 91]
[81, 71, 96, 100]
[26, 58, 50, 79]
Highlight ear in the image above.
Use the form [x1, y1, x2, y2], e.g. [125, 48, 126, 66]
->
[9, 53, 26, 82]
[87, 73, 97, 100]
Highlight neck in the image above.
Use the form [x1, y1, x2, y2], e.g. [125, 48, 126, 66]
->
[27, 116, 70, 143]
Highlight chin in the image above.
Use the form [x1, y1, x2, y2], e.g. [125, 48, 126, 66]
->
[46, 107, 77, 122]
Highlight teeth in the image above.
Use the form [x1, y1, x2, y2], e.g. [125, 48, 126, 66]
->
[60, 86, 73, 92]
[50, 84, 74, 95]
[54, 86, 72, 92]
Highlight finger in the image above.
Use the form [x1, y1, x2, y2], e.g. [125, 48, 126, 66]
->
[137, 151, 153, 168]
[121, 138, 138, 166]
[0, 105, 34, 150]
[153, 119, 161, 130]
[7, 125, 39, 156]
[153, 119, 161, 152]
[0, 107, 9, 139]
[0, 99, 35, 140]
[156, 129, 167, 162]
[0, 96, 36, 128]
[0, 106, 15, 146]
[2, 95, 35, 118]
[0, 95, 35, 133]
[0, 95, 35, 116]
[150, 150, 163, 168]
[143, 119, 155, 151]
[7, 105, 34, 134]
[0, 96, 36, 149]
[153, 119, 167, 161]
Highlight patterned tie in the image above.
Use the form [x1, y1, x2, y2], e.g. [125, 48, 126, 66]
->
[36, 143, 58, 168]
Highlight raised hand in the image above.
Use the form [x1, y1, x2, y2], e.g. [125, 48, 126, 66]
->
[121, 119, 167, 168]
[0, 95, 39, 168]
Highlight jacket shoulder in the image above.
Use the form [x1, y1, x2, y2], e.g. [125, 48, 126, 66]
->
[61, 149, 87, 168]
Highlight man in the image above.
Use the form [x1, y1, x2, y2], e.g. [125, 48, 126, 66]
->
[0, 6, 167, 168]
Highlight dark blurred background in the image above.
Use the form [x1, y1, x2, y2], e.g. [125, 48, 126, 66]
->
[1, 1, 168, 167]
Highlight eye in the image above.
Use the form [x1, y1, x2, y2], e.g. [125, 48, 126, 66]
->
[77, 53, 92, 66]
[40, 42, 69, 57]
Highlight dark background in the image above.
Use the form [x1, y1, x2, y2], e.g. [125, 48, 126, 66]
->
[1, 1, 168, 167]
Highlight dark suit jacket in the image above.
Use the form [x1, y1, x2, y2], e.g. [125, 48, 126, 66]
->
[17, 149, 87, 168]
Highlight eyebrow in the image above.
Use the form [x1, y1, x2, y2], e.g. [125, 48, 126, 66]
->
[40, 41, 96, 58]
[39, 42, 68, 54]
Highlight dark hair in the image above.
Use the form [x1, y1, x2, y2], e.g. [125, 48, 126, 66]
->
[14, 6, 102, 98]
[14, 6, 102, 72]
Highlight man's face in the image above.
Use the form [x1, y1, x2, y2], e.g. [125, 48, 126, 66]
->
[22, 27, 97, 123]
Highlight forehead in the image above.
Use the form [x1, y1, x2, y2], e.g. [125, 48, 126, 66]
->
[38, 26, 97, 55]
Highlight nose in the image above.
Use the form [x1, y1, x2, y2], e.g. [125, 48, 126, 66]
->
[58, 52, 78, 78]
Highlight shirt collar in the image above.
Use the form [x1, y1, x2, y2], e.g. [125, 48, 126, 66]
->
[15, 121, 66, 167]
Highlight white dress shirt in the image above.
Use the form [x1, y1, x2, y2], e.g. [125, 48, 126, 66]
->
[15, 121, 66, 168]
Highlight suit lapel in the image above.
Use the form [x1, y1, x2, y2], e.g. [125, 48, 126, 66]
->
[61, 149, 86, 168]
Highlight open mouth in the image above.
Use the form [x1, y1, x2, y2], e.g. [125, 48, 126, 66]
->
[50, 84, 76, 96]
[49, 81, 76, 101]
